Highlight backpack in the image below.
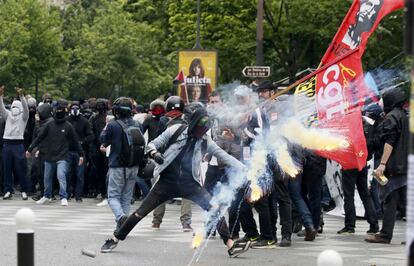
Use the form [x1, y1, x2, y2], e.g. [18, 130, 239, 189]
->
[116, 120, 146, 168]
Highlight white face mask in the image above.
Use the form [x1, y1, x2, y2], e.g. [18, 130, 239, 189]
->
[11, 107, 20, 116]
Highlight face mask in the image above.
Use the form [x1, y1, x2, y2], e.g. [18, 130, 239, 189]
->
[151, 106, 164, 117]
[11, 107, 20, 116]
[55, 110, 66, 120]
[71, 107, 80, 117]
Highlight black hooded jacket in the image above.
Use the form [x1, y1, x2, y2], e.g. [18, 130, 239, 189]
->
[380, 89, 408, 176]
[67, 114, 94, 153]
[31, 104, 53, 156]
[28, 114, 84, 162]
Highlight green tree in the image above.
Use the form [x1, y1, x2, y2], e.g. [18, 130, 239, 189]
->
[0, 0, 67, 98]
[62, 0, 173, 101]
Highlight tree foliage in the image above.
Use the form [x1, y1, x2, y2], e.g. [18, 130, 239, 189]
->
[0, 0, 406, 101]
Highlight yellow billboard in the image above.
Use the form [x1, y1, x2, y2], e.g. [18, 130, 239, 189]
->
[178, 50, 218, 104]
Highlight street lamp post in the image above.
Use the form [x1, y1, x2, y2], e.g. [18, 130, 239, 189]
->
[193, 0, 202, 50]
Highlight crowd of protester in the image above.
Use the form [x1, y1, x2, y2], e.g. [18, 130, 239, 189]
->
[0, 80, 408, 256]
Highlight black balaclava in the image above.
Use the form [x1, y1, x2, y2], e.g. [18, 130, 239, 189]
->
[187, 108, 211, 139]
[54, 100, 68, 123]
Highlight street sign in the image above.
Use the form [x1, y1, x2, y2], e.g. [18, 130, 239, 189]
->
[242, 66, 271, 78]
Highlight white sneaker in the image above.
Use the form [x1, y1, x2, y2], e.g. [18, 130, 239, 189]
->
[96, 199, 108, 207]
[21, 192, 28, 200]
[3, 191, 12, 200]
[61, 198, 68, 206]
[36, 197, 51, 205]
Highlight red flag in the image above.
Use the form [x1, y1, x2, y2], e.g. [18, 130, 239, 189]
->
[173, 70, 185, 85]
[320, 0, 404, 65]
[294, 49, 368, 170]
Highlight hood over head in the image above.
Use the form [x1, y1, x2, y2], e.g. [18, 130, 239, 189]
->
[11, 100, 23, 116]
[382, 88, 406, 113]
[37, 103, 53, 121]
[187, 108, 211, 139]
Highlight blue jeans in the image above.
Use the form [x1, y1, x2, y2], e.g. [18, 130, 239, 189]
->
[288, 175, 314, 228]
[44, 160, 68, 199]
[136, 176, 150, 198]
[3, 143, 27, 193]
[108, 167, 138, 222]
[66, 152, 85, 198]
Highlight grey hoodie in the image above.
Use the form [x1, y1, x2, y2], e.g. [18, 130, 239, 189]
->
[0, 96, 29, 140]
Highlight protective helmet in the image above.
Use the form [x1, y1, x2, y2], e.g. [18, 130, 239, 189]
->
[112, 97, 133, 118]
[165, 96, 184, 112]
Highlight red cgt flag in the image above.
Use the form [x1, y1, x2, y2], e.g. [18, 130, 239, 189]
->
[295, 48, 369, 170]
[320, 0, 404, 66]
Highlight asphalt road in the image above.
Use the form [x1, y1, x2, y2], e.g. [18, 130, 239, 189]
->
[0, 198, 407, 266]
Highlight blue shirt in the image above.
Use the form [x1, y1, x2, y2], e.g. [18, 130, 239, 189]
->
[100, 117, 142, 168]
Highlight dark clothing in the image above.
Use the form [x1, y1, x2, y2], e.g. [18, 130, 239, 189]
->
[162, 139, 194, 183]
[3, 143, 27, 193]
[67, 115, 94, 152]
[380, 185, 406, 240]
[380, 108, 409, 177]
[341, 168, 379, 231]
[239, 195, 274, 240]
[28, 119, 83, 162]
[99, 117, 141, 168]
[89, 112, 107, 147]
[115, 178, 231, 245]
[269, 179, 292, 238]
[142, 116, 162, 142]
[24, 112, 36, 149]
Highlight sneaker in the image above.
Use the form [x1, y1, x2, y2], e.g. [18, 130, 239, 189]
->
[61, 198, 68, 206]
[152, 223, 160, 230]
[76, 197, 83, 203]
[231, 233, 239, 240]
[21, 192, 28, 200]
[182, 224, 193, 232]
[365, 233, 391, 244]
[3, 192, 12, 200]
[228, 239, 251, 258]
[97, 199, 108, 207]
[95, 193, 103, 201]
[101, 238, 118, 253]
[237, 235, 259, 245]
[36, 196, 51, 205]
[279, 236, 292, 247]
[304, 227, 317, 241]
[251, 237, 276, 249]
[337, 227, 355, 235]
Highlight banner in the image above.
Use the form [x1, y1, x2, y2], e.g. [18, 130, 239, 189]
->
[295, 49, 368, 170]
[177, 50, 218, 104]
[320, 0, 404, 65]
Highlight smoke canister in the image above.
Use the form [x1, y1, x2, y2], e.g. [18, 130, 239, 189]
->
[81, 249, 97, 258]
[374, 172, 389, 186]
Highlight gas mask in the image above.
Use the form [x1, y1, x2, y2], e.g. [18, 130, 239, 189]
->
[71, 106, 80, 117]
